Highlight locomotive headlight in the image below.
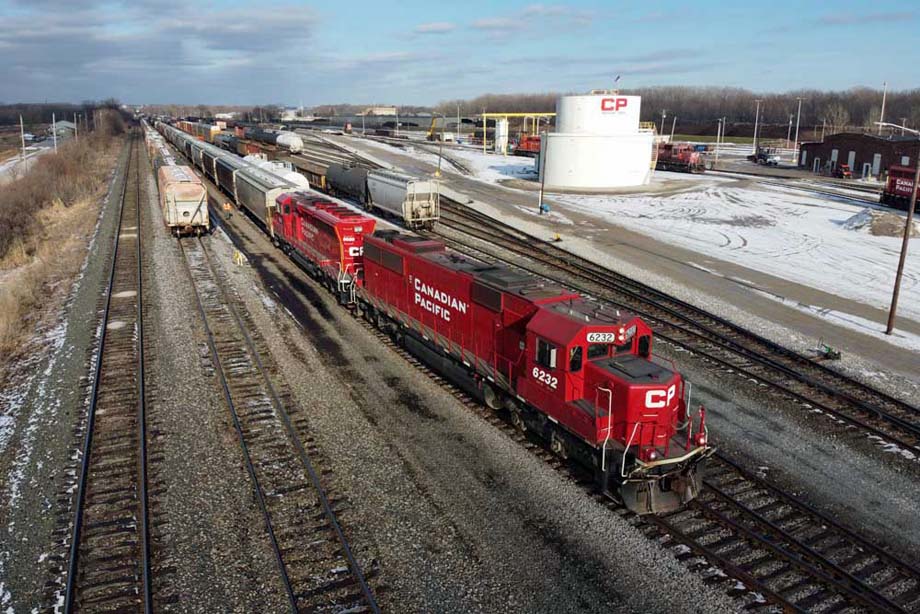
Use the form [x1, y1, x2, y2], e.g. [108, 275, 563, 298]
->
[696, 432, 707, 446]
[646, 449, 659, 461]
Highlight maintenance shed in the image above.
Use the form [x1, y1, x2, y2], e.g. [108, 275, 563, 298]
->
[799, 132, 920, 178]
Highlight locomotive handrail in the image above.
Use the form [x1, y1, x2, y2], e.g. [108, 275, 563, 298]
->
[620, 420, 639, 477]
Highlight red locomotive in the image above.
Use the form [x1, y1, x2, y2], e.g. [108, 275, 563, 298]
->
[272, 190, 711, 514]
[881, 165, 918, 211]
[656, 142, 706, 173]
[512, 134, 541, 158]
[272, 193, 376, 299]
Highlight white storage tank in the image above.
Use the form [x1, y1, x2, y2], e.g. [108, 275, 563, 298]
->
[540, 92, 654, 191]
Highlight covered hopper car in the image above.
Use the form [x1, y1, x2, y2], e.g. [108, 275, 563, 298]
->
[325, 163, 439, 230]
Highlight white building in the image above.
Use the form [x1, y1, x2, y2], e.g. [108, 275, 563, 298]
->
[540, 91, 655, 190]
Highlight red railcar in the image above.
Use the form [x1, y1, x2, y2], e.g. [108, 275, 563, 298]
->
[656, 142, 705, 173]
[881, 165, 918, 211]
[356, 230, 710, 513]
[513, 134, 541, 158]
[272, 192, 376, 298]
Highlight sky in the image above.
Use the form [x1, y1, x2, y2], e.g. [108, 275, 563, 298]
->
[0, 0, 917, 106]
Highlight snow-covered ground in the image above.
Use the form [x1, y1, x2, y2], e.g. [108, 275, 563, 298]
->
[554, 184, 920, 323]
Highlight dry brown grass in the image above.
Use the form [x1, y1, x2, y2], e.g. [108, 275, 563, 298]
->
[0, 114, 124, 358]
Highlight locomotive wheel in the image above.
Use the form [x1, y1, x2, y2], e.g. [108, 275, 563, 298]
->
[550, 432, 568, 459]
[510, 410, 526, 433]
[482, 383, 501, 411]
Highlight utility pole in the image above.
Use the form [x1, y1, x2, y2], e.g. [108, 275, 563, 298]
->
[670, 116, 677, 140]
[395, 107, 399, 137]
[793, 97, 803, 164]
[537, 130, 549, 215]
[786, 114, 793, 148]
[714, 118, 722, 167]
[53, 112, 58, 153]
[457, 104, 461, 142]
[886, 161, 920, 335]
[19, 114, 25, 161]
[821, 118, 827, 141]
[74, 113, 79, 142]
[660, 109, 667, 135]
[878, 81, 888, 135]
[752, 99, 762, 153]
[901, 118, 908, 135]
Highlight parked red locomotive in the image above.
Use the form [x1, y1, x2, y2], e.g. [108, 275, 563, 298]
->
[881, 165, 918, 211]
[271, 191, 712, 514]
[656, 142, 706, 173]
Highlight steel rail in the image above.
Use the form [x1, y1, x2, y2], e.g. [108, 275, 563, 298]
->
[434, 201, 920, 449]
[179, 236, 379, 613]
[64, 133, 153, 612]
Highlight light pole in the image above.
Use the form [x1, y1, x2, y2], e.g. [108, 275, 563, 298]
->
[786, 114, 793, 148]
[395, 107, 399, 137]
[660, 109, 667, 135]
[457, 104, 461, 142]
[361, 113, 365, 135]
[901, 118, 907, 135]
[886, 161, 920, 335]
[670, 116, 677, 140]
[793, 97, 803, 165]
[821, 118, 826, 141]
[52, 112, 58, 153]
[878, 81, 888, 135]
[714, 118, 722, 167]
[752, 99, 762, 153]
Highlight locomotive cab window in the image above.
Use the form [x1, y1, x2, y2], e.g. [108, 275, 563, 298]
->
[638, 335, 651, 358]
[587, 343, 609, 360]
[569, 346, 583, 372]
[536, 339, 557, 369]
[283, 204, 291, 214]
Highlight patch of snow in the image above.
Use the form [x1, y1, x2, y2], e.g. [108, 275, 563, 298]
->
[545, 182, 920, 323]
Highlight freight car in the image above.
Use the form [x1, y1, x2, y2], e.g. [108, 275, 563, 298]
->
[144, 123, 209, 235]
[880, 165, 918, 211]
[242, 127, 305, 154]
[656, 143, 705, 173]
[325, 163, 440, 230]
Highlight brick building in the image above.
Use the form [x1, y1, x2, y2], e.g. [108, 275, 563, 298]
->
[799, 133, 920, 178]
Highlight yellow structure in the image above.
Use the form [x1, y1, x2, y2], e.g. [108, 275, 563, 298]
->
[479, 112, 556, 154]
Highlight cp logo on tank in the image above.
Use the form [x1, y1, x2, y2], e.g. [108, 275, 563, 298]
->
[600, 98, 629, 112]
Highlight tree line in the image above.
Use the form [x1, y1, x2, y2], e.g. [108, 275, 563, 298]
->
[0, 99, 122, 127]
[435, 86, 920, 135]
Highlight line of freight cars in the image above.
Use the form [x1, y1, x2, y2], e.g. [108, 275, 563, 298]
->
[170, 120, 440, 230]
[157, 119, 712, 514]
[271, 190, 713, 515]
[143, 122, 209, 235]
[175, 119, 304, 153]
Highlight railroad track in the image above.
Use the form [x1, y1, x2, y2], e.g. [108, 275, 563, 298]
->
[353, 307, 920, 611]
[178, 236, 380, 613]
[432, 200, 920, 457]
[64, 134, 153, 611]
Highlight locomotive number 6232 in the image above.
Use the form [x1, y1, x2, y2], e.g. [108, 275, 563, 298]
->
[586, 332, 616, 343]
[532, 367, 558, 389]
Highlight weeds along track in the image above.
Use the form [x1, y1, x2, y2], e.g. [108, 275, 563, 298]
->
[63, 133, 153, 612]
[354, 308, 920, 612]
[433, 200, 920, 456]
[178, 236, 380, 613]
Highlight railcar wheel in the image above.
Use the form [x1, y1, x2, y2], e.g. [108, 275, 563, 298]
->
[510, 410, 526, 433]
[550, 432, 568, 459]
[482, 383, 501, 411]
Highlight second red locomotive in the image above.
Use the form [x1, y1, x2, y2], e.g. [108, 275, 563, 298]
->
[881, 165, 918, 211]
[270, 190, 712, 514]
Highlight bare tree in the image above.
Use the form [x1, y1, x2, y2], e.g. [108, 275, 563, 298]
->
[823, 102, 850, 133]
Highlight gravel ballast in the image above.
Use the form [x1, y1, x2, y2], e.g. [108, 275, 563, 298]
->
[206, 206, 739, 612]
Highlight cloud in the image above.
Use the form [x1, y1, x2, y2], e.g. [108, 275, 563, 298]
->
[472, 17, 520, 30]
[816, 11, 915, 25]
[414, 21, 455, 34]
